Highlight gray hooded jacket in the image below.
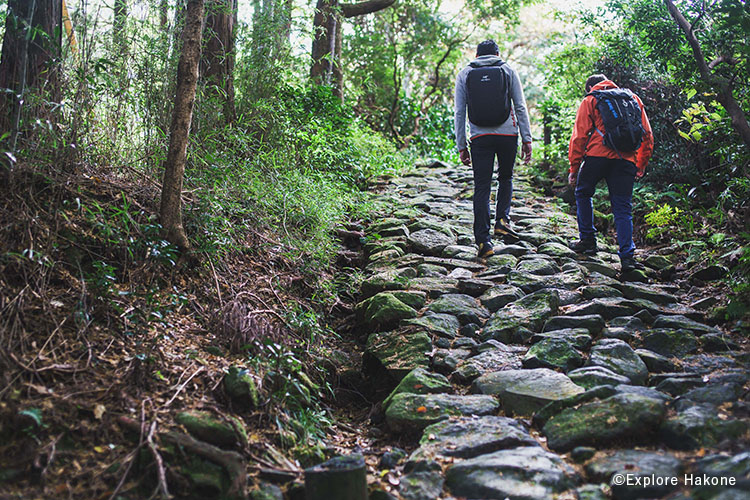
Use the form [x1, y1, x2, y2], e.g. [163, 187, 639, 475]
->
[454, 55, 532, 151]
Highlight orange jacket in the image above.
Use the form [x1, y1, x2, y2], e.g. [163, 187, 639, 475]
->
[568, 80, 654, 176]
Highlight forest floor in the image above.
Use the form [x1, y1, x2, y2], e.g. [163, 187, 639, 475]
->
[0, 158, 748, 499]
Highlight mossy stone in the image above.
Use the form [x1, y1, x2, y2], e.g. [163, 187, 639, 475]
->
[176, 411, 247, 449]
[224, 366, 260, 409]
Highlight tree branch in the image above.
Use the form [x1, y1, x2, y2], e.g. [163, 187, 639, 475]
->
[664, 0, 710, 79]
[708, 55, 738, 70]
[341, 0, 396, 18]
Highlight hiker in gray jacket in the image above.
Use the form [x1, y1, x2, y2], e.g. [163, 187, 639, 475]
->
[454, 39, 532, 259]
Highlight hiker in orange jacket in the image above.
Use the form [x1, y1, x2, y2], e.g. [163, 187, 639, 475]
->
[568, 74, 654, 272]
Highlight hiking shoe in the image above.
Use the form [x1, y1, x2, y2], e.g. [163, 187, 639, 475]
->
[570, 238, 598, 255]
[477, 242, 495, 259]
[621, 259, 645, 273]
[494, 219, 520, 243]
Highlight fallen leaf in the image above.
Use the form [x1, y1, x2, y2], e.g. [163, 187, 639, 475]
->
[387, 473, 400, 486]
[93, 404, 106, 420]
[416, 406, 427, 414]
[413, 384, 424, 389]
[606, 416, 617, 425]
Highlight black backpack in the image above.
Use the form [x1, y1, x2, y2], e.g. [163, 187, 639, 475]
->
[466, 61, 511, 127]
[587, 88, 645, 153]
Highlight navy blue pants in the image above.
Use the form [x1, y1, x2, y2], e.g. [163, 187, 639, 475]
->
[470, 135, 518, 246]
[575, 156, 637, 261]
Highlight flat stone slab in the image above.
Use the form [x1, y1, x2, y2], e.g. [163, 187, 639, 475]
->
[404, 313, 461, 339]
[568, 366, 631, 389]
[479, 285, 524, 312]
[542, 393, 666, 452]
[653, 314, 720, 336]
[543, 314, 605, 335]
[482, 289, 560, 343]
[453, 349, 524, 383]
[585, 450, 682, 500]
[531, 328, 592, 350]
[386, 393, 500, 433]
[408, 416, 537, 465]
[522, 338, 583, 372]
[472, 368, 584, 416]
[445, 446, 579, 500]
[408, 229, 456, 256]
[427, 294, 489, 326]
[366, 329, 431, 379]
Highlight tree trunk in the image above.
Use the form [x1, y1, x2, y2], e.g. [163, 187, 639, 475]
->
[201, 0, 236, 123]
[160, 0, 169, 28]
[114, 0, 127, 46]
[310, 0, 394, 98]
[0, 0, 62, 134]
[664, 0, 750, 151]
[160, 0, 204, 252]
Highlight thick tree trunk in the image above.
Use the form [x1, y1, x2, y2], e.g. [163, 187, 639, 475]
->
[0, 0, 62, 134]
[310, 0, 394, 98]
[160, 0, 204, 252]
[160, 0, 169, 28]
[202, 0, 236, 123]
[664, 0, 750, 151]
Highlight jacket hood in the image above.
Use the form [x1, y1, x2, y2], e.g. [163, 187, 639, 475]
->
[470, 55, 505, 67]
[590, 79, 618, 91]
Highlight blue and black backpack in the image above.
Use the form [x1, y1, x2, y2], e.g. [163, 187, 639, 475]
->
[587, 88, 645, 153]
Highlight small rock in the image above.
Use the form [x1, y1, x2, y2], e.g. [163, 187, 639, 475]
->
[587, 339, 648, 385]
[522, 337, 583, 372]
[691, 264, 729, 282]
[531, 328, 592, 350]
[356, 292, 418, 331]
[224, 366, 260, 409]
[379, 448, 407, 469]
[176, 411, 247, 449]
[571, 447, 596, 463]
[479, 285, 524, 312]
[399, 471, 444, 500]
[634, 349, 679, 373]
[382, 368, 452, 409]
[568, 366, 631, 389]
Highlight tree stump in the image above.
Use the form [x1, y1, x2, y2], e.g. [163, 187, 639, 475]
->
[304, 454, 368, 500]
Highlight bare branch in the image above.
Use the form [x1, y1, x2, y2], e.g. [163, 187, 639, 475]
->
[664, 0, 710, 79]
[341, 0, 396, 18]
[708, 55, 739, 69]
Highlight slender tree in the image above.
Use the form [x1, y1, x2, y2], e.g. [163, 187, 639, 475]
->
[310, 0, 395, 98]
[202, 0, 237, 123]
[160, 0, 205, 251]
[0, 0, 62, 135]
[664, 0, 750, 151]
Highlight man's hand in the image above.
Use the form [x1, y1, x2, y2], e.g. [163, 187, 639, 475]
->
[522, 143, 532, 165]
[636, 170, 645, 180]
[459, 149, 471, 166]
[568, 171, 577, 187]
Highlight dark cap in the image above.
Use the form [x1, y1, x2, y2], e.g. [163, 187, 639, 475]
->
[477, 40, 499, 56]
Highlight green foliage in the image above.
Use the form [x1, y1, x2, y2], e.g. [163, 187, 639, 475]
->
[644, 203, 687, 241]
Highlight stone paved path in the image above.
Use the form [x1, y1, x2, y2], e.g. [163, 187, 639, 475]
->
[357, 160, 750, 500]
